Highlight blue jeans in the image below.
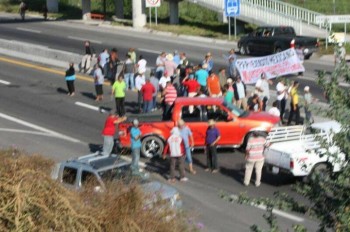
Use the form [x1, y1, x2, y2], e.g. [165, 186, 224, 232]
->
[143, 100, 152, 113]
[131, 148, 141, 172]
[124, 73, 134, 90]
[152, 96, 157, 109]
[185, 147, 193, 164]
[103, 136, 114, 156]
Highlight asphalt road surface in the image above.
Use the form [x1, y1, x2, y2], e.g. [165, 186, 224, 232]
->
[0, 56, 321, 231]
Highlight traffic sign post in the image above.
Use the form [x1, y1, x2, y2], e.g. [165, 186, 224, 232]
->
[224, 0, 240, 40]
[145, 0, 161, 27]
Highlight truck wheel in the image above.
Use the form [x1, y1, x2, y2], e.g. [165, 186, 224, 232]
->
[308, 163, 331, 182]
[141, 136, 164, 158]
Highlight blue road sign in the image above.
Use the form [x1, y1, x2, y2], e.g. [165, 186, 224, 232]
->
[225, 0, 240, 17]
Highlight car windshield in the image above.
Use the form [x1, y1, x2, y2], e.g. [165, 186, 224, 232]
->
[98, 164, 149, 184]
[222, 103, 248, 117]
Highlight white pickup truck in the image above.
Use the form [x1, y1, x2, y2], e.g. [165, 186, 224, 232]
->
[264, 121, 346, 180]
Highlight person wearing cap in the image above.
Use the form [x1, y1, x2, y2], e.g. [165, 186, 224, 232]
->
[130, 119, 142, 173]
[195, 64, 209, 93]
[163, 127, 188, 183]
[303, 86, 315, 124]
[112, 75, 127, 116]
[135, 70, 146, 113]
[287, 81, 300, 125]
[155, 52, 166, 79]
[244, 131, 266, 187]
[178, 119, 196, 174]
[255, 72, 273, 111]
[183, 73, 200, 113]
[334, 42, 346, 66]
[141, 77, 155, 113]
[205, 119, 221, 173]
[202, 52, 214, 73]
[164, 53, 178, 82]
[101, 112, 127, 156]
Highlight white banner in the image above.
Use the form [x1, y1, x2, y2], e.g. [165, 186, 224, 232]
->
[236, 48, 305, 84]
[145, 0, 161, 8]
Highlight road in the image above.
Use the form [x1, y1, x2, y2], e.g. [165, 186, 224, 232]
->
[0, 13, 342, 103]
[0, 55, 320, 231]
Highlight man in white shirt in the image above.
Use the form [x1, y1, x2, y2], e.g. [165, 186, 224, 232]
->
[255, 72, 272, 111]
[233, 76, 247, 110]
[137, 55, 147, 74]
[159, 71, 171, 91]
[276, 78, 287, 122]
[135, 71, 146, 113]
[268, 101, 281, 117]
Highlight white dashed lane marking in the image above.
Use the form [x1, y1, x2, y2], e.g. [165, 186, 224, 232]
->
[0, 79, 10, 85]
[16, 27, 41, 34]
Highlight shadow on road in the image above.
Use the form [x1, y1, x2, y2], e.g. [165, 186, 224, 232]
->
[81, 91, 96, 100]
[57, 87, 68, 95]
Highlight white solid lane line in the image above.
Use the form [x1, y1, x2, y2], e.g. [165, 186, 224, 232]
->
[0, 128, 56, 137]
[229, 194, 304, 222]
[75, 101, 108, 113]
[0, 79, 10, 85]
[16, 27, 41, 34]
[0, 112, 82, 143]
[67, 36, 102, 44]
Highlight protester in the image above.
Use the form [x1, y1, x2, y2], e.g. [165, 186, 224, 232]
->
[202, 52, 213, 73]
[223, 49, 237, 78]
[19, 1, 27, 21]
[155, 52, 166, 79]
[112, 75, 126, 116]
[287, 81, 300, 125]
[247, 94, 262, 112]
[178, 119, 196, 174]
[182, 73, 200, 114]
[233, 76, 247, 110]
[123, 54, 135, 90]
[303, 86, 315, 124]
[223, 84, 234, 110]
[137, 55, 147, 74]
[164, 53, 178, 82]
[101, 113, 126, 156]
[149, 70, 159, 111]
[141, 78, 156, 113]
[177, 52, 189, 95]
[295, 44, 305, 76]
[81, 41, 94, 74]
[243, 132, 266, 187]
[93, 64, 104, 101]
[65, 63, 76, 96]
[255, 72, 273, 111]
[99, 48, 109, 75]
[218, 67, 227, 90]
[334, 42, 346, 66]
[276, 78, 288, 122]
[207, 72, 222, 97]
[159, 70, 171, 91]
[205, 119, 221, 173]
[130, 119, 142, 173]
[173, 50, 181, 66]
[135, 70, 146, 113]
[106, 48, 120, 85]
[163, 127, 188, 183]
[162, 81, 177, 120]
[268, 101, 280, 117]
[195, 64, 209, 93]
[128, 48, 137, 64]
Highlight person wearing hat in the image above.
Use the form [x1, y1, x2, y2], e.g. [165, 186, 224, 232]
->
[163, 127, 188, 183]
[130, 119, 142, 173]
[334, 42, 346, 66]
[287, 81, 300, 125]
[164, 53, 178, 83]
[303, 86, 315, 124]
[178, 119, 196, 174]
[202, 52, 214, 73]
[141, 77, 155, 113]
[205, 119, 221, 173]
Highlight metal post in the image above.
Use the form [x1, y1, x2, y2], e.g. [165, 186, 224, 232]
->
[326, 23, 328, 50]
[155, 7, 158, 26]
[149, 7, 151, 27]
[345, 23, 347, 44]
[228, 17, 231, 40]
[234, 16, 237, 40]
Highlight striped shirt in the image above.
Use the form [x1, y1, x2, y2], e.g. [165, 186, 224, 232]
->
[164, 85, 177, 105]
[246, 136, 266, 160]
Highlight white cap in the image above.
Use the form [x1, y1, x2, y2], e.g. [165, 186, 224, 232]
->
[133, 119, 139, 126]
[304, 86, 310, 92]
[227, 78, 233, 83]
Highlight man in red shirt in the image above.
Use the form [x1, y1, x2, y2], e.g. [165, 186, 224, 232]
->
[182, 73, 200, 113]
[101, 113, 127, 156]
[162, 81, 177, 120]
[141, 78, 155, 113]
[207, 72, 222, 97]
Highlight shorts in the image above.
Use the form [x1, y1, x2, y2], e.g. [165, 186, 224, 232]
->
[185, 147, 192, 164]
[95, 84, 103, 95]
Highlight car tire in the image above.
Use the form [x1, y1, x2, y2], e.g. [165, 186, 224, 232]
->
[141, 136, 164, 158]
[306, 163, 331, 182]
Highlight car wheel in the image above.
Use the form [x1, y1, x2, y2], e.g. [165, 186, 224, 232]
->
[239, 45, 246, 55]
[307, 163, 331, 182]
[141, 136, 164, 158]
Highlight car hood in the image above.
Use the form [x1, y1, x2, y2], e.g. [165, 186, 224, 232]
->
[244, 111, 280, 124]
[141, 181, 178, 200]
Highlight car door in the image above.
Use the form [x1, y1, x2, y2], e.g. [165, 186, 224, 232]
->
[180, 105, 207, 147]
